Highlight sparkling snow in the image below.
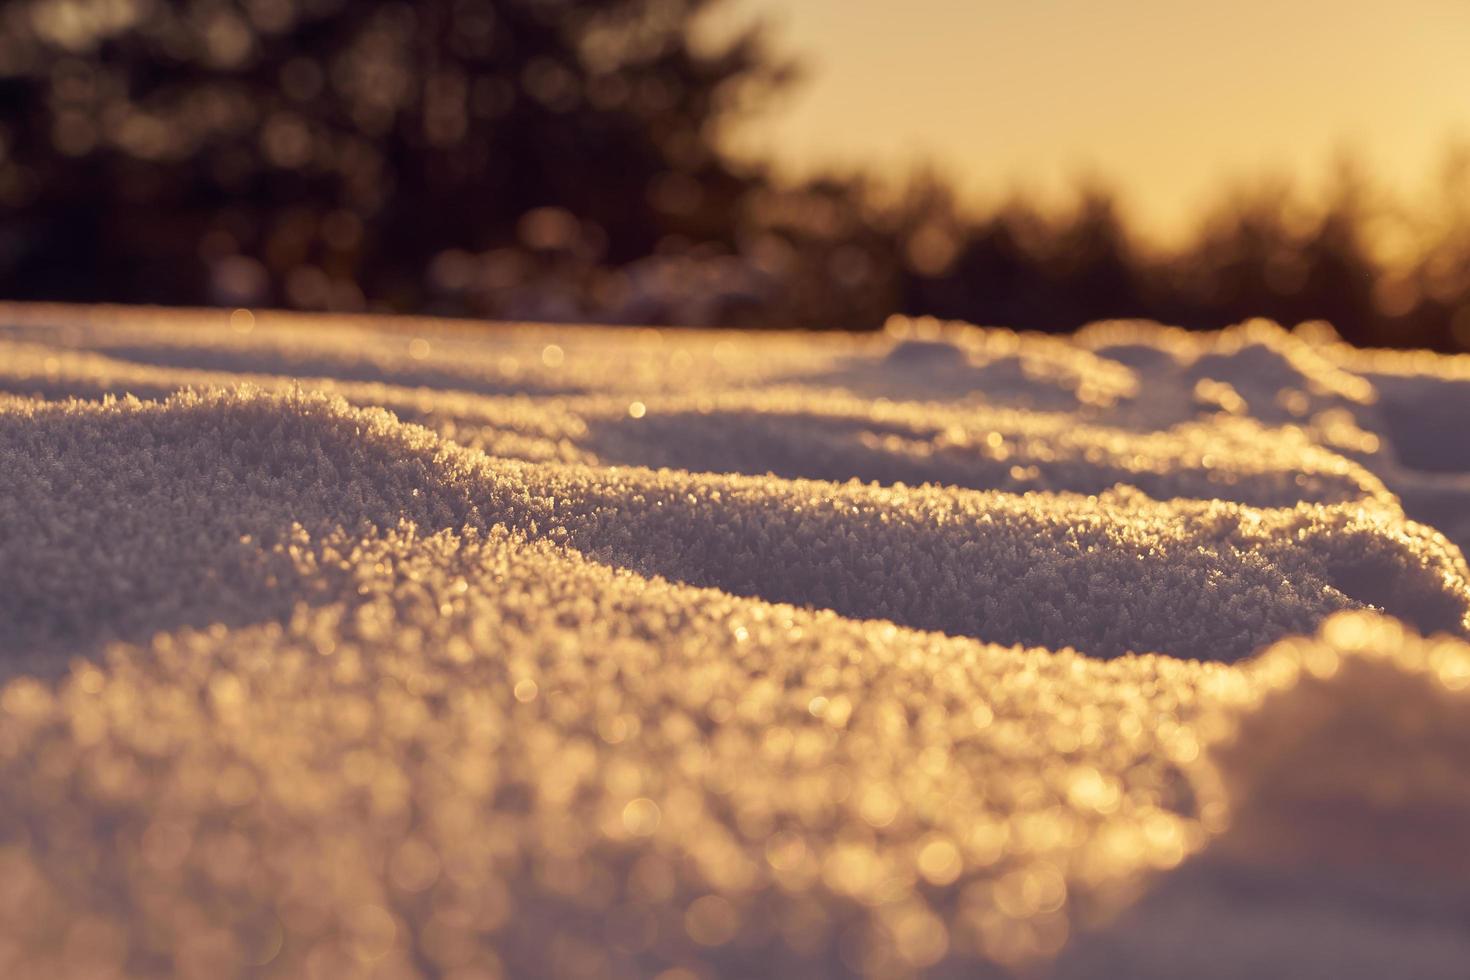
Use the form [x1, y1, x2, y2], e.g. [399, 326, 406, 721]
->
[0, 304, 1468, 978]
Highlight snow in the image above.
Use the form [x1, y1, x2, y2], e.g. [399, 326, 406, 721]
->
[1057, 614, 1470, 979]
[0, 303, 1469, 977]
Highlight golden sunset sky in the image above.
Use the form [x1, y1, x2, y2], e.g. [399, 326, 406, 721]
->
[724, 0, 1470, 242]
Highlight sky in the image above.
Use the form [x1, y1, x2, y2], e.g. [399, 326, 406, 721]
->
[721, 0, 1470, 243]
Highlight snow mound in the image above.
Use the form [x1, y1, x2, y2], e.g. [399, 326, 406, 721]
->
[4, 390, 1463, 671]
[1058, 613, 1470, 979]
[0, 389, 478, 673]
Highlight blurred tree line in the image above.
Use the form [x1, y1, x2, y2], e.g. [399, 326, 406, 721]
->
[2, 0, 1469, 350]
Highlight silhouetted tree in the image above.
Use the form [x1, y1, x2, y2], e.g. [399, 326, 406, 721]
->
[4, 4, 1470, 350]
[0, 0, 792, 311]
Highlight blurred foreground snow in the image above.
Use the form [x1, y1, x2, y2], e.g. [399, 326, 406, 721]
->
[1, 305, 1469, 978]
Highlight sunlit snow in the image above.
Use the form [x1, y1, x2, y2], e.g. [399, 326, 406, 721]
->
[1, 304, 1468, 978]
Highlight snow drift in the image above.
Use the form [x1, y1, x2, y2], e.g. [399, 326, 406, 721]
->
[0, 304, 1468, 978]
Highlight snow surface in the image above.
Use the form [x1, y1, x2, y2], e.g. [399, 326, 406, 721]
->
[1, 304, 1469, 978]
